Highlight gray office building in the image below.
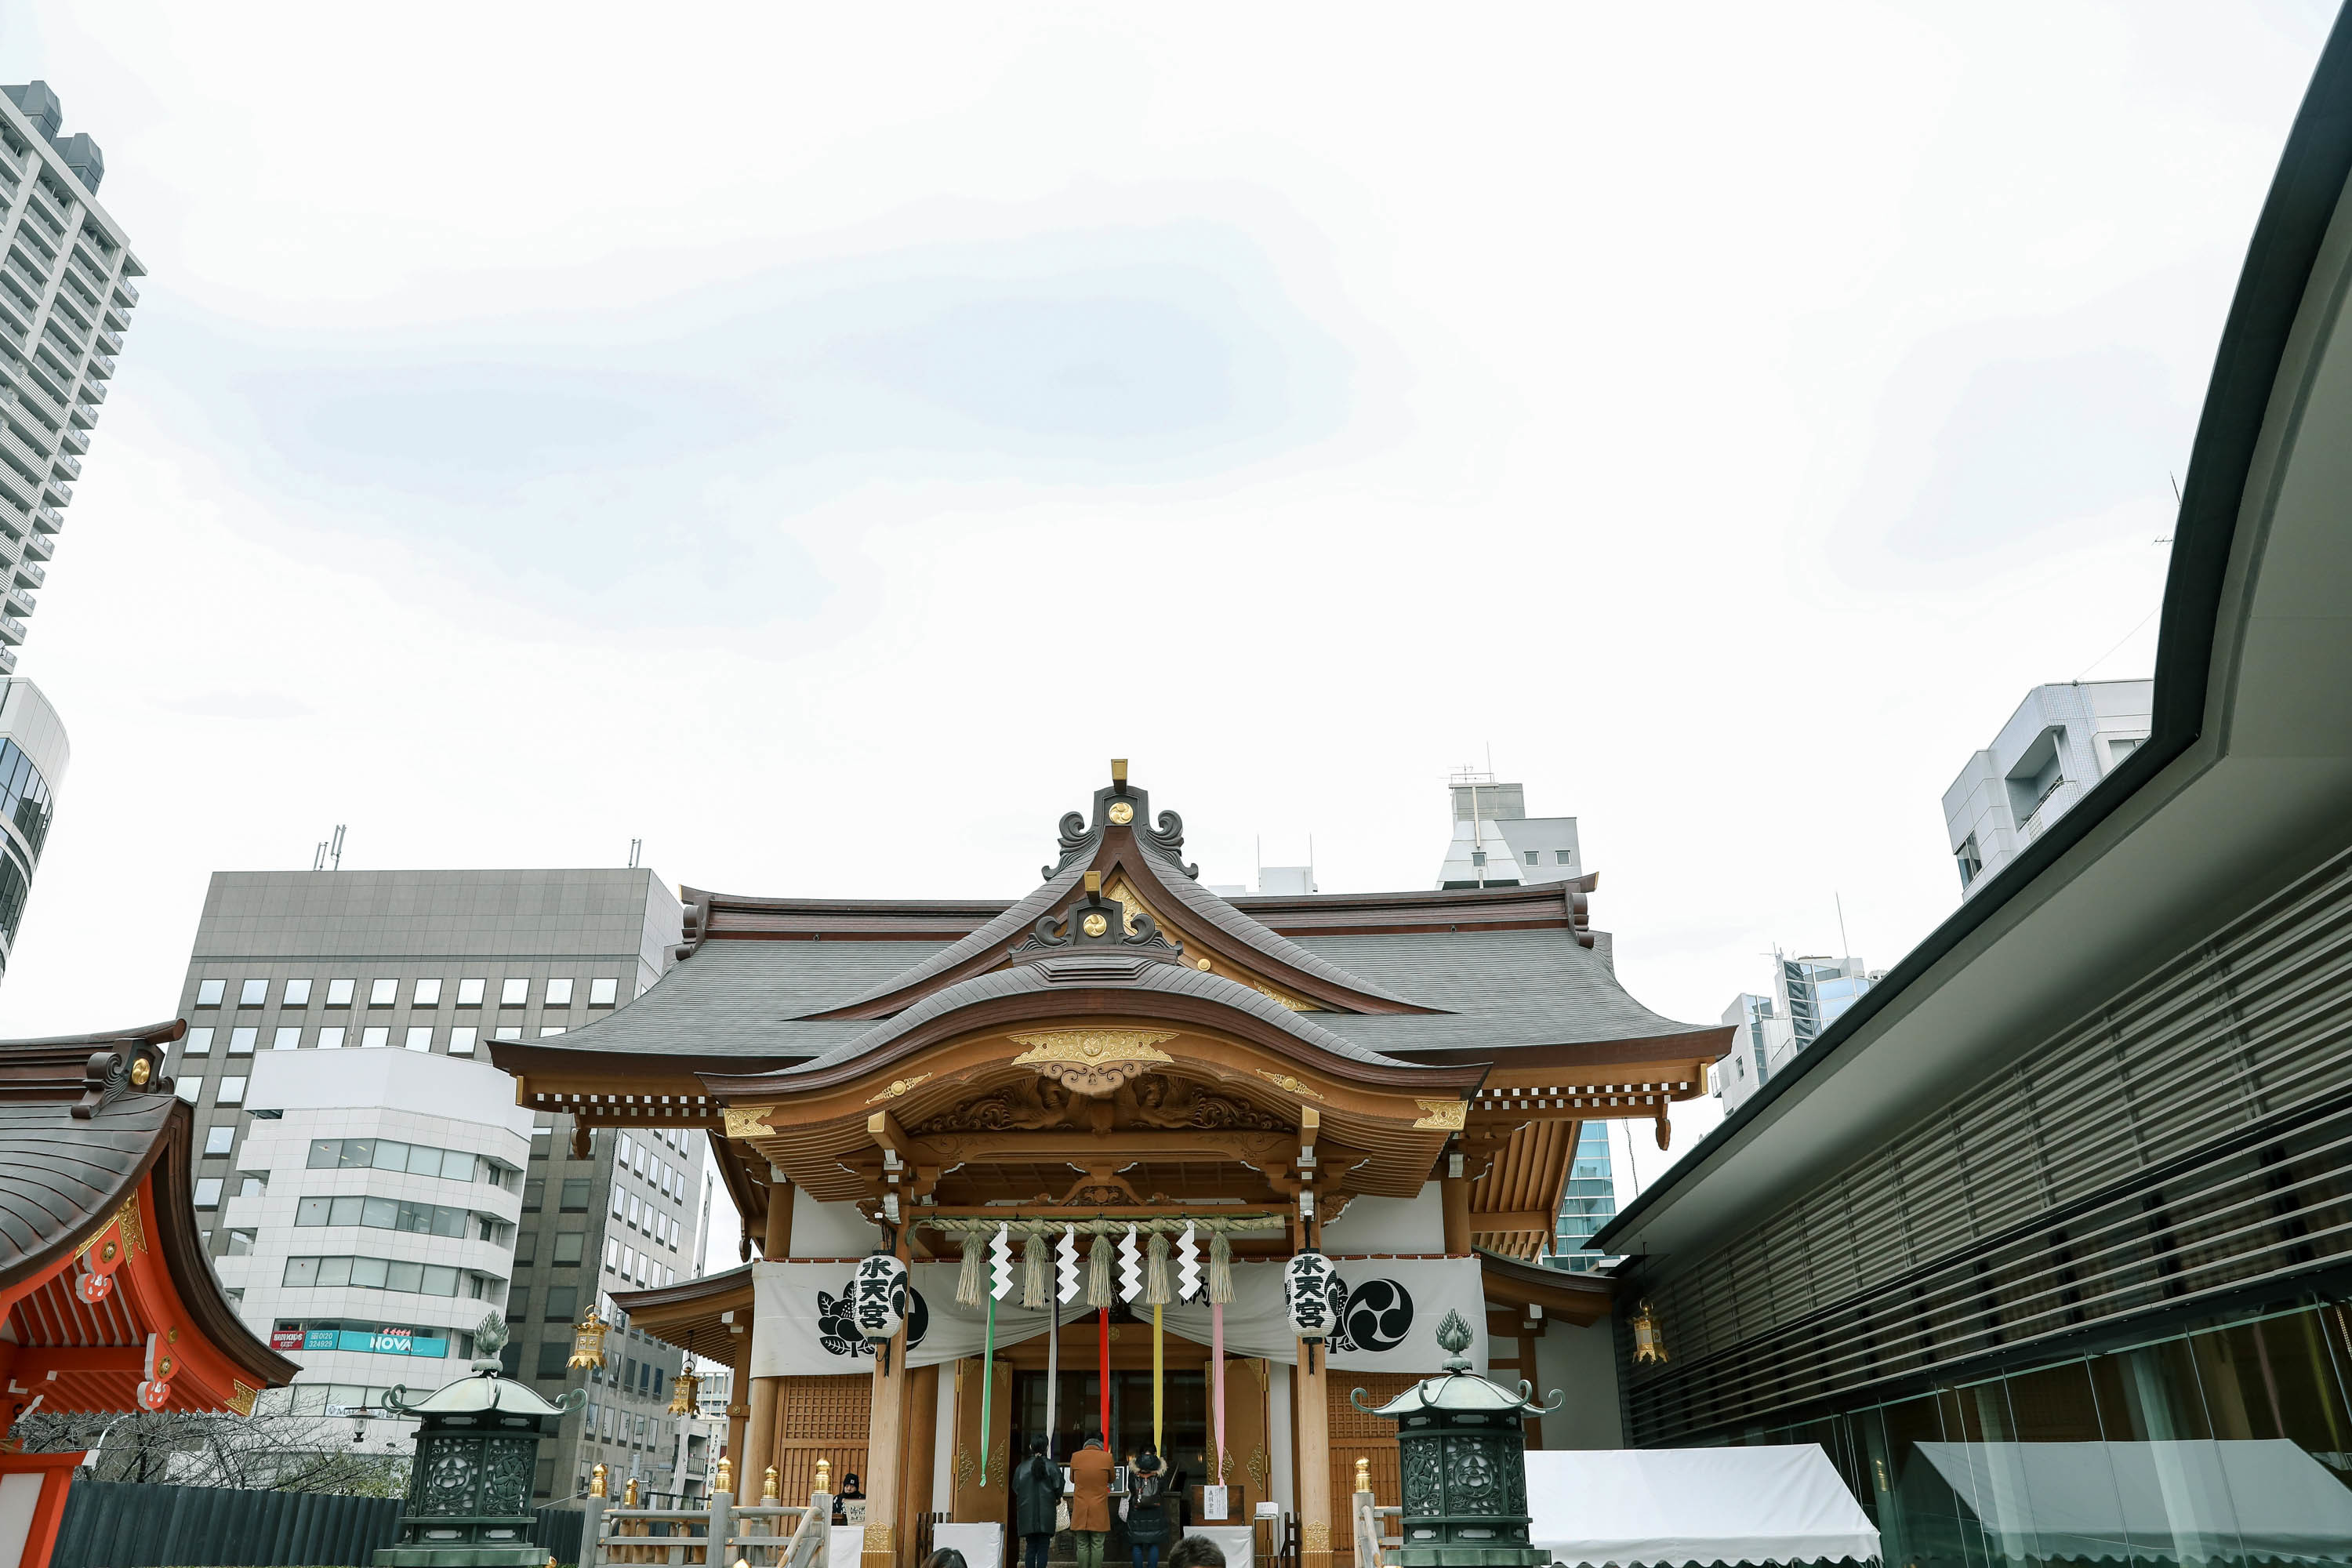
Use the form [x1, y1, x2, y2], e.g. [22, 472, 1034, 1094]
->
[168, 869, 716, 1503]
[0, 82, 140, 673]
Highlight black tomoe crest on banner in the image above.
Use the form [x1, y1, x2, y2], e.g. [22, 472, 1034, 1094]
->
[1331, 1272, 1415, 1354]
[817, 1276, 929, 1358]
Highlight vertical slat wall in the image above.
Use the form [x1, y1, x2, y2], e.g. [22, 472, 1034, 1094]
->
[1627, 843, 2352, 1445]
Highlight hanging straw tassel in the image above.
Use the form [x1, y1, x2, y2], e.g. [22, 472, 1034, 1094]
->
[1145, 1230, 1171, 1306]
[1022, 1229, 1051, 1310]
[956, 1231, 985, 1308]
[1087, 1232, 1114, 1308]
[1208, 1229, 1235, 1305]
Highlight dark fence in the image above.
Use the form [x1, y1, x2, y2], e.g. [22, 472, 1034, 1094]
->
[49, 1479, 586, 1568]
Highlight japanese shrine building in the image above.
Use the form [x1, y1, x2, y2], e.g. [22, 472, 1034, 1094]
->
[492, 766, 1726, 1568]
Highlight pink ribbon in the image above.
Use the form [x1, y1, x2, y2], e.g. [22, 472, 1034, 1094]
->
[1212, 1300, 1227, 1486]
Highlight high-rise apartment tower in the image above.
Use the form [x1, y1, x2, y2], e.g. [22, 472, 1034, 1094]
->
[169, 869, 711, 1503]
[0, 82, 140, 673]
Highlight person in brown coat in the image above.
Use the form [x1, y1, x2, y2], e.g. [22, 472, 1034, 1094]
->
[1069, 1431, 1115, 1568]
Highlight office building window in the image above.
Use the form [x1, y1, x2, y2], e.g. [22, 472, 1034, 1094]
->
[368, 978, 396, 1007]
[194, 1178, 223, 1208]
[1556, 850, 1574, 864]
[184, 1028, 214, 1057]
[216, 1076, 246, 1105]
[535, 1341, 568, 1380]
[318, 1028, 347, 1050]
[590, 978, 618, 1007]
[495, 1027, 521, 1040]
[228, 1028, 256, 1056]
[325, 979, 355, 1007]
[281, 1256, 467, 1297]
[500, 978, 528, 1007]
[546, 1285, 579, 1323]
[508, 1287, 529, 1323]
[627, 1196, 641, 1228]
[514, 1231, 537, 1266]
[405, 1027, 432, 1052]
[554, 1232, 585, 1266]
[413, 978, 443, 1007]
[176, 1077, 201, 1104]
[284, 978, 312, 1006]
[545, 978, 573, 1007]
[273, 1027, 300, 1051]
[1523, 850, 1539, 866]
[457, 978, 485, 1007]
[359, 1027, 388, 1048]
[195, 980, 226, 1007]
[540, 1027, 565, 1037]
[523, 1180, 544, 1212]
[610, 1187, 624, 1218]
[203, 1125, 234, 1156]
[605, 1239, 620, 1269]
[561, 1179, 590, 1212]
[449, 1027, 478, 1056]
[239, 978, 267, 1007]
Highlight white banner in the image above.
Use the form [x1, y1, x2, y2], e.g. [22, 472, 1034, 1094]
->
[750, 1258, 1486, 1378]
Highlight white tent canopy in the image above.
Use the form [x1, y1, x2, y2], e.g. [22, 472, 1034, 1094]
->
[1526, 1446, 1878, 1567]
[1914, 1440, 2352, 1565]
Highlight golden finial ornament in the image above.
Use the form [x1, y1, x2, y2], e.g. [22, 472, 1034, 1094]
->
[590, 1463, 608, 1498]
[763, 1465, 779, 1501]
[815, 1457, 831, 1494]
[716, 1455, 733, 1493]
[623, 1477, 640, 1507]
[1354, 1457, 1370, 1495]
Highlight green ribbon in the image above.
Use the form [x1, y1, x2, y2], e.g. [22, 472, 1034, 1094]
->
[979, 1292, 996, 1485]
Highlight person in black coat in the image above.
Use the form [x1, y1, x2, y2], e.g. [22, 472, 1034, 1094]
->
[1123, 1450, 1171, 1568]
[1012, 1436, 1063, 1568]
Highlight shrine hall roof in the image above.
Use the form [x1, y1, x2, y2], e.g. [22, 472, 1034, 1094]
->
[493, 880, 1723, 1072]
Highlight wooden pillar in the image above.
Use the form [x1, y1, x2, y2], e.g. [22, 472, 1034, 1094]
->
[898, 1363, 940, 1564]
[744, 1374, 781, 1505]
[764, 1167, 793, 1260]
[1441, 1175, 1471, 1257]
[1296, 1207, 1333, 1568]
[727, 1341, 753, 1483]
[861, 1228, 916, 1568]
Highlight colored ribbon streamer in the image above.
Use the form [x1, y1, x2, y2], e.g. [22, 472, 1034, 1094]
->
[1098, 1307, 1111, 1446]
[980, 1293, 996, 1485]
[1212, 1300, 1226, 1486]
[1046, 1300, 1060, 1460]
[1152, 1304, 1164, 1454]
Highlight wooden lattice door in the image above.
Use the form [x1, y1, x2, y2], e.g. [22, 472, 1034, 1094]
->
[1327, 1373, 1417, 1515]
[775, 1374, 870, 1503]
[949, 1355, 1013, 1526]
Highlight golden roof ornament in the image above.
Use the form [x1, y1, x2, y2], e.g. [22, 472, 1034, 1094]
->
[666, 1369, 701, 1416]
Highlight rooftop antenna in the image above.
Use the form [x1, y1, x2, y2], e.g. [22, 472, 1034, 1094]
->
[1835, 892, 1852, 962]
[1308, 834, 1316, 894]
[628, 838, 642, 869]
[1254, 835, 1262, 895]
[318, 824, 346, 872]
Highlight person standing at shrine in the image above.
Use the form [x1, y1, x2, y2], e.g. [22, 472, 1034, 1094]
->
[1014, 1436, 1063, 1568]
[1069, 1432, 1114, 1568]
[1123, 1450, 1171, 1568]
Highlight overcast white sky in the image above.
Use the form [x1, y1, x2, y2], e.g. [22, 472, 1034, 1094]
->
[0, 3, 2337, 1200]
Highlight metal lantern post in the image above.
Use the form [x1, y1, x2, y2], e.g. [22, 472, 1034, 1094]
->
[1349, 1310, 1562, 1568]
[376, 1314, 587, 1568]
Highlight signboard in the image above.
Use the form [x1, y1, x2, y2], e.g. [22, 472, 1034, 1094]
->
[293, 1327, 451, 1358]
[269, 1328, 304, 1351]
[1202, 1486, 1230, 1523]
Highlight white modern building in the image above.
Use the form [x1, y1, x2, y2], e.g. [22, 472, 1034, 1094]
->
[1944, 679, 2154, 898]
[0, 676, 61, 978]
[1717, 953, 1882, 1115]
[220, 1047, 532, 1446]
[1436, 771, 1582, 888]
[0, 82, 141, 674]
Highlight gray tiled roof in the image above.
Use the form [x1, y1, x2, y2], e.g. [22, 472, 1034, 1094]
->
[516, 920, 1711, 1065]
[1145, 866, 1421, 1007]
[805, 863, 1091, 1015]
[1291, 929, 1709, 1053]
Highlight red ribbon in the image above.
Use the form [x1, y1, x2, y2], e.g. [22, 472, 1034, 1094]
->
[1098, 1307, 1111, 1440]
